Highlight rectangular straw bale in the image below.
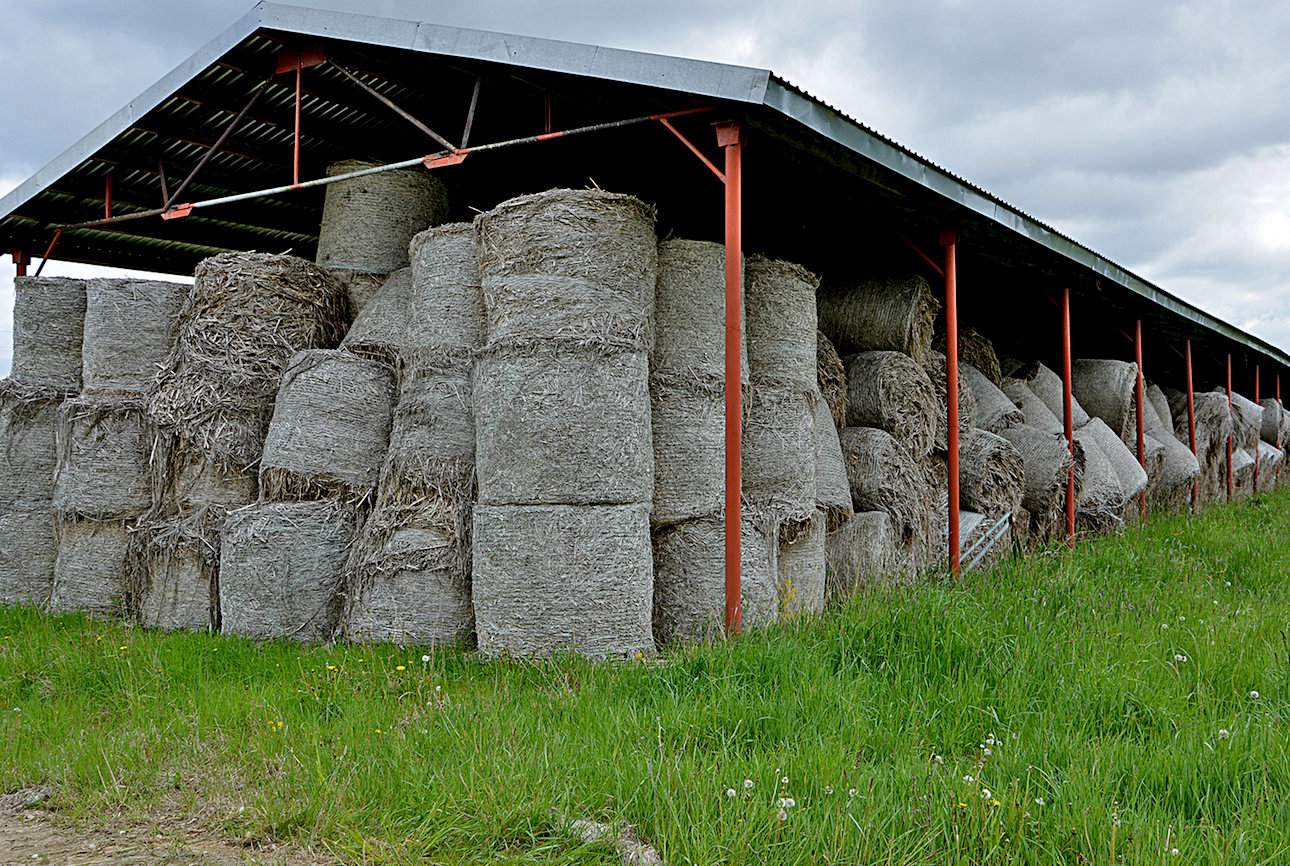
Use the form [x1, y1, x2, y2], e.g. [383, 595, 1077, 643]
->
[82, 278, 187, 394]
[11, 276, 86, 392]
[53, 397, 153, 519]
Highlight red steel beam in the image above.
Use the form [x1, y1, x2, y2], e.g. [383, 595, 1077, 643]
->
[1254, 366, 1261, 495]
[1227, 354, 1234, 502]
[1062, 287, 1076, 546]
[717, 120, 743, 634]
[12, 250, 27, 278]
[104, 174, 112, 220]
[903, 238, 945, 278]
[1185, 339, 1198, 511]
[1134, 320, 1147, 518]
[31, 229, 63, 278]
[658, 117, 724, 183]
[941, 230, 961, 575]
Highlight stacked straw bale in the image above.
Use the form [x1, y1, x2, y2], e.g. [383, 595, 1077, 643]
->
[81, 278, 186, 394]
[812, 398, 854, 530]
[0, 382, 63, 605]
[816, 331, 847, 430]
[1001, 378, 1062, 433]
[774, 511, 826, 619]
[844, 351, 936, 458]
[1071, 359, 1138, 443]
[825, 510, 897, 598]
[1072, 423, 1129, 534]
[1229, 394, 1263, 500]
[1256, 441, 1284, 490]
[1012, 361, 1090, 428]
[924, 350, 977, 452]
[959, 429, 1025, 518]
[962, 363, 1023, 434]
[936, 327, 1003, 386]
[340, 267, 413, 364]
[472, 189, 657, 658]
[9, 276, 86, 393]
[1260, 398, 1285, 446]
[999, 425, 1085, 548]
[818, 274, 940, 365]
[1143, 391, 1200, 512]
[837, 426, 933, 574]
[1166, 388, 1231, 506]
[316, 160, 450, 310]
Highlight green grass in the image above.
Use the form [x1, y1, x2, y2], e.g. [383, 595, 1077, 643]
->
[3, 492, 1290, 865]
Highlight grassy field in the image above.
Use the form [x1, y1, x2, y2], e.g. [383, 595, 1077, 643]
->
[2, 492, 1289, 865]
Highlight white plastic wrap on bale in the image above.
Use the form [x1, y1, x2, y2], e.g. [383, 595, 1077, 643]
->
[825, 511, 898, 599]
[0, 508, 57, 606]
[10, 276, 86, 393]
[473, 503, 655, 659]
[775, 511, 826, 618]
[81, 278, 186, 394]
[53, 398, 153, 519]
[50, 517, 130, 618]
[744, 255, 818, 392]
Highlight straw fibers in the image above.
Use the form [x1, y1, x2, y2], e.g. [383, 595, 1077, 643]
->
[0, 507, 56, 606]
[1013, 361, 1089, 428]
[844, 351, 937, 458]
[1071, 359, 1138, 441]
[1260, 398, 1285, 445]
[407, 223, 484, 368]
[0, 386, 60, 509]
[10, 276, 85, 393]
[473, 503, 655, 659]
[1079, 417, 1148, 502]
[962, 363, 1024, 434]
[1257, 441, 1284, 489]
[219, 500, 357, 642]
[745, 255, 819, 392]
[775, 510, 826, 618]
[816, 331, 847, 430]
[924, 350, 977, 451]
[743, 387, 817, 534]
[1142, 397, 1200, 511]
[812, 397, 855, 530]
[81, 278, 186, 394]
[837, 426, 933, 559]
[651, 383, 725, 527]
[1230, 447, 1257, 500]
[937, 327, 1003, 386]
[147, 253, 349, 473]
[49, 516, 131, 618]
[818, 274, 940, 365]
[1165, 388, 1230, 504]
[959, 428, 1025, 517]
[53, 396, 152, 519]
[1072, 424, 1128, 534]
[134, 514, 216, 632]
[1001, 378, 1062, 433]
[998, 424, 1086, 547]
[825, 511, 897, 599]
[259, 350, 396, 503]
[341, 268, 412, 365]
[652, 239, 748, 391]
[652, 515, 776, 645]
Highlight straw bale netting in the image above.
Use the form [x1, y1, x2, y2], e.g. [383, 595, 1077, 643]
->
[0, 507, 57, 606]
[49, 517, 131, 617]
[1142, 397, 1200, 512]
[825, 511, 898, 599]
[816, 331, 847, 430]
[745, 255, 819, 392]
[1148, 384, 1173, 434]
[844, 351, 936, 458]
[219, 500, 357, 642]
[818, 274, 940, 365]
[407, 222, 484, 369]
[473, 503, 655, 659]
[147, 253, 348, 472]
[1230, 393, 1262, 451]
[652, 239, 748, 390]
[1257, 441, 1284, 489]
[340, 268, 412, 364]
[10, 276, 86, 393]
[924, 351, 977, 452]
[1071, 359, 1138, 442]
[475, 346, 651, 506]
[1072, 424, 1128, 534]
[812, 398, 854, 530]
[959, 428, 1025, 516]
[651, 384, 725, 527]
[134, 515, 216, 632]
[1260, 398, 1285, 445]
[1012, 361, 1090, 429]
[316, 161, 449, 299]
[775, 510, 826, 618]
[1078, 418, 1147, 503]
[937, 327, 1003, 386]
[962, 363, 1023, 434]
[998, 425, 1085, 547]
[652, 515, 777, 645]
[259, 350, 396, 503]
[837, 426, 934, 561]
[0, 385, 61, 509]
[81, 278, 186, 394]
[53, 397, 152, 519]
[743, 388, 817, 534]
[1001, 378, 1062, 433]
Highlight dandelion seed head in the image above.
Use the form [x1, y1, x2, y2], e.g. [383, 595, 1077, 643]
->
[963, 774, 974, 783]
[848, 788, 857, 798]
[743, 779, 753, 790]
[980, 788, 992, 800]
[726, 788, 736, 798]
[777, 809, 787, 821]
[1218, 728, 1230, 739]
[983, 747, 993, 756]
[421, 654, 431, 663]
[1250, 690, 1260, 699]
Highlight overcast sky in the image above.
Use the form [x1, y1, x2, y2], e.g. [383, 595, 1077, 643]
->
[4, 0, 1290, 374]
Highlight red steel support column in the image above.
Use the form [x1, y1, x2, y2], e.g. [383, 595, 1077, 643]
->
[12, 250, 27, 278]
[293, 62, 303, 187]
[716, 121, 743, 634]
[1226, 354, 1234, 502]
[941, 230, 961, 575]
[1185, 339, 1198, 511]
[1134, 320, 1147, 518]
[1254, 366, 1261, 494]
[104, 174, 112, 220]
[1062, 287, 1076, 547]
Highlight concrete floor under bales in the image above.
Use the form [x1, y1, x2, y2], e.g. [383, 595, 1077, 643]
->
[2, 489, 1289, 866]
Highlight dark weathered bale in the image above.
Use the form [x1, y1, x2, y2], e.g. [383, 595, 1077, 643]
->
[652, 239, 748, 390]
[937, 327, 1003, 385]
[407, 222, 484, 369]
[744, 387, 817, 533]
[10, 276, 85, 392]
[998, 425, 1086, 548]
[925, 350, 977, 451]
[49, 517, 131, 617]
[1001, 378, 1062, 433]
[816, 331, 847, 431]
[650, 383, 725, 527]
[340, 268, 412, 364]
[844, 351, 937, 458]
[0, 507, 57, 606]
[1071, 359, 1138, 442]
[962, 363, 1024, 434]
[0, 385, 61, 510]
[745, 255, 819, 392]
[818, 274, 940, 365]
[775, 510, 826, 618]
[473, 503, 655, 659]
[53, 397, 152, 519]
[812, 397, 854, 530]
[959, 428, 1025, 516]
[825, 511, 898, 600]
[81, 278, 186, 394]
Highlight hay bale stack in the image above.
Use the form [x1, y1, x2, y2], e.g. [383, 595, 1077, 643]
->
[259, 350, 396, 503]
[651, 384, 725, 526]
[10, 276, 85, 393]
[219, 500, 356, 641]
[1230, 393, 1262, 452]
[652, 515, 776, 645]
[147, 253, 348, 473]
[53, 397, 152, 519]
[825, 511, 898, 599]
[1165, 389, 1230, 505]
[1142, 397, 1200, 512]
[844, 351, 937, 458]
[959, 428, 1025, 517]
[1079, 418, 1147, 503]
[745, 256, 818, 393]
[962, 363, 1024, 434]
[340, 268, 412, 364]
[1001, 378, 1061, 433]
[473, 503, 654, 659]
[837, 426, 933, 569]
[817, 331, 847, 430]
[1230, 447, 1257, 500]
[743, 388, 816, 532]
[775, 511, 826, 618]
[81, 278, 186, 394]
[1072, 424, 1128, 534]
[818, 274, 940, 365]
[0, 383, 62, 605]
[999, 425, 1085, 547]
[936, 327, 1003, 386]
[1071, 359, 1138, 442]
[812, 398, 854, 530]
[1260, 398, 1284, 445]
[1257, 441, 1284, 489]
[1012, 361, 1090, 428]
[408, 222, 484, 368]
[134, 512, 219, 631]
[1148, 384, 1173, 434]
[924, 351, 977, 452]
[0, 508, 57, 607]
[316, 160, 449, 310]
[49, 518, 131, 618]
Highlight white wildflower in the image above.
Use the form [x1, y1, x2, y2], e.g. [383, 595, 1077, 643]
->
[781, 776, 789, 785]
[980, 788, 992, 800]
[848, 788, 858, 798]
[824, 786, 834, 794]
[743, 778, 754, 790]
[1034, 797, 1045, 806]
[1174, 653, 1188, 663]
[726, 788, 736, 798]
[777, 808, 788, 821]
[1171, 848, 1180, 856]
[932, 754, 945, 765]
[1250, 690, 1260, 700]
[983, 747, 993, 756]
[1218, 728, 1230, 740]
[963, 774, 974, 783]
[421, 654, 431, 663]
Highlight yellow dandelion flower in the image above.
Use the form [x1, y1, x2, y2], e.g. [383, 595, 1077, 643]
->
[395, 665, 406, 672]
[118, 645, 127, 651]
[958, 803, 968, 809]
[325, 664, 337, 671]
[991, 800, 1001, 807]
[375, 728, 383, 734]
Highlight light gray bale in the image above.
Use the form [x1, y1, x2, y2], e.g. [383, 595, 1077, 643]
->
[652, 239, 749, 390]
[1001, 378, 1062, 433]
[844, 351, 937, 458]
[1231, 447, 1257, 499]
[136, 525, 214, 632]
[387, 362, 474, 470]
[1072, 424, 1128, 534]
[0, 388, 61, 509]
[473, 503, 655, 659]
[1165, 389, 1230, 505]
[1230, 393, 1262, 451]
[825, 511, 898, 600]
[1148, 384, 1173, 434]
[474, 346, 652, 506]
[818, 274, 940, 365]
[743, 388, 817, 532]
[219, 501, 357, 642]
[837, 426, 933, 561]
[651, 383, 725, 527]
[483, 273, 653, 353]
[10, 276, 86, 393]
[166, 445, 257, 511]
[1013, 361, 1090, 428]
[817, 331, 847, 431]
[812, 397, 854, 530]
[1071, 359, 1138, 442]
[959, 428, 1025, 516]
[1078, 417, 1147, 502]
[1142, 396, 1200, 511]
[0, 508, 57, 606]
[316, 161, 449, 297]
[962, 363, 1024, 434]
[81, 278, 186, 394]
[924, 350, 977, 452]
[998, 425, 1085, 548]
[652, 514, 777, 645]
[745, 255, 819, 392]
[49, 517, 130, 618]
[53, 397, 152, 519]
[1256, 441, 1284, 490]
[340, 268, 412, 364]
[259, 350, 396, 502]
[408, 222, 484, 368]
[775, 510, 826, 618]
[1260, 398, 1284, 445]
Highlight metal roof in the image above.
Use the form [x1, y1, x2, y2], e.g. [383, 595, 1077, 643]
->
[3, 1, 1286, 375]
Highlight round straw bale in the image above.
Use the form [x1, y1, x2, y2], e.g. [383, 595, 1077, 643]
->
[1230, 393, 1262, 451]
[1001, 378, 1060, 432]
[1071, 359, 1138, 441]
[816, 331, 847, 430]
[959, 428, 1025, 516]
[1148, 384, 1173, 434]
[812, 397, 854, 530]
[1257, 441, 1283, 486]
[998, 425, 1085, 547]
[49, 516, 130, 618]
[1230, 447, 1257, 499]
[743, 387, 816, 531]
[408, 222, 484, 368]
[53, 397, 152, 519]
[775, 510, 826, 618]
[844, 351, 936, 458]
[0, 507, 57, 606]
[1078, 417, 1147, 502]
[652, 514, 776, 645]
[1072, 424, 1127, 534]
[166, 445, 257, 511]
[10, 276, 85, 393]
[474, 345, 652, 506]
[651, 383, 725, 527]
[818, 274, 940, 365]
[925, 350, 977, 450]
[147, 253, 349, 472]
[219, 500, 356, 642]
[316, 160, 449, 278]
[1141, 433, 1168, 488]
[388, 361, 475, 471]
[1010, 361, 1089, 428]
[937, 327, 1003, 386]
[837, 426, 933, 553]
[341, 268, 412, 364]
[1260, 398, 1284, 445]
[652, 239, 748, 390]
[962, 363, 1023, 434]
[473, 503, 655, 659]
[81, 278, 187, 394]
[0, 387, 60, 509]
[135, 517, 216, 632]
[825, 511, 897, 599]
[745, 255, 819, 392]
[259, 350, 396, 503]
